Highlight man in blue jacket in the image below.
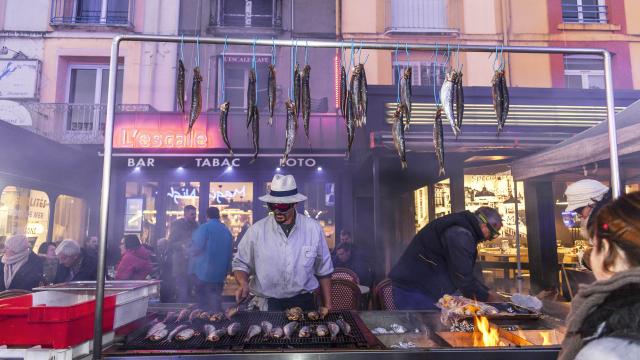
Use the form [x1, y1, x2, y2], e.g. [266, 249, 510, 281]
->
[389, 207, 503, 310]
[189, 207, 233, 311]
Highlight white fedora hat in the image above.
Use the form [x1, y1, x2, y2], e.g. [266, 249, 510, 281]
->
[259, 174, 307, 204]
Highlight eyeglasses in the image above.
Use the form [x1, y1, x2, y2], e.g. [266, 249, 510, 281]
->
[268, 203, 294, 212]
[486, 222, 502, 240]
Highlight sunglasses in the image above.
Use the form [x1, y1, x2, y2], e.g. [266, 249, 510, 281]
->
[268, 203, 294, 212]
[486, 222, 501, 239]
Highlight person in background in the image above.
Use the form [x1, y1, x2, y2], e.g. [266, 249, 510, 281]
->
[83, 235, 99, 257]
[332, 242, 373, 286]
[168, 205, 198, 302]
[233, 174, 334, 311]
[188, 207, 233, 311]
[115, 234, 153, 280]
[54, 239, 97, 283]
[559, 191, 640, 360]
[0, 234, 44, 291]
[390, 207, 504, 310]
[37, 242, 58, 285]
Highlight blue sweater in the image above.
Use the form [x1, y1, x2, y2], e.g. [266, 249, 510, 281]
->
[188, 219, 233, 283]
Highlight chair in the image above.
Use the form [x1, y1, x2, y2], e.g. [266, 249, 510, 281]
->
[373, 278, 397, 310]
[331, 267, 360, 284]
[330, 278, 361, 310]
[561, 264, 596, 300]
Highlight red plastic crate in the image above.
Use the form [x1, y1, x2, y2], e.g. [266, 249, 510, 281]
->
[0, 291, 116, 348]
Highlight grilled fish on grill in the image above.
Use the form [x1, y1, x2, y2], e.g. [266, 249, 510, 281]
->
[148, 328, 168, 342]
[166, 325, 188, 343]
[145, 321, 166, 339]
[318, 306, 329, 320]
[163, 311, 177, 323]
[210, 312, 224, 322]
[176, 59, 185, 112]
[176, 327, 197, 341]
[298, 326, 311, 338]
[187, 67, 203, 134]
[244, 325, 262, 342]
[198, 311, 211, 320]
[316, 324, 329, 337]
[336, 318, 352, 336]
[307, 311, 320, 321]
[327, 321, 340, 341]
[189, 309, 202, 323]
[176, 309, 190, 323]
[284, 321, 299, 339]
[286, 307, 304, 321]
[227, 322, 241, 336]
[261, 321, 273, 338]
[271, 327, 284, 339]
[208, 329, 227, 342]
[267, 63, 276, 126]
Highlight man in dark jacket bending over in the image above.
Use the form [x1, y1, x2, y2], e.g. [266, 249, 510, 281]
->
[389, 207, 503, 310]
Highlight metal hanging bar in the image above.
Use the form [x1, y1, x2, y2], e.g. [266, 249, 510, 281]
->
[93, 34, 621, 358]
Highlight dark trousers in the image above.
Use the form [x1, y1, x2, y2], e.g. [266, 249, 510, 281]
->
[267, 293, 316, 311]
[392, 285, 439, 310]
[193, 277, 224, 312]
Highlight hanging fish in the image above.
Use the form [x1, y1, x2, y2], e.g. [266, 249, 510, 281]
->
[268, 63, 276, 126]
[301, 64, 312, 142]
[350, 65, 362, 126]
[440, 70, 460, 137]
[250, 104, 260, 163]
[400, 67, 412, 131]
[339, 65, 348, 119]
[294, 63, 301, 119]
[391, 103, 407, 170]
[358, 64, 368, 127]
[454, 69, 465, 136]
[219, 101, 233, 156]
[187, 67, 202, 134]
[492, 70, 509, 134]
[246, 69, 257, 128]
[345, 90, 356, 160]
[176, 59, 185, 112]
[283, 99, 297, 162]
[500, 69, 509, 133]
[433, 106, 446, 176]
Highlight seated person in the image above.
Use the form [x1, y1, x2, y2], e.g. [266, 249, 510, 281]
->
[54, 239, 97, 283]
[115, 234, 153, 280]
[0, 234, 44, 291]
[332, 242, 372, 286]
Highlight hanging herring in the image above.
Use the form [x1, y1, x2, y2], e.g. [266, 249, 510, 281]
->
[391, 103, 407, 170]
[176, 59, 186, 112]
[349, 65, 361, 126]
[345, 89, 356, 159]
[219, 101, 232, 156]
[339, 65, 348, 120]
[355, 63, 368, 127]
[294, 63, 301, 120]
[454, 69, 464, 136]
[400, 67, 412, 130]
[268, 64, 276, 126]
[245, 68, 259, 162]
[491, 69, 509, 134]
[433, 106, 446, 176]
[441, 70, 460, 137]
[246, 69, 257, 128]
[187, 67, 202, 134]
[301, 64, 312, 142]
[282, 99, 297, 162]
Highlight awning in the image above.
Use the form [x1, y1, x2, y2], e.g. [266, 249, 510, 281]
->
[511, 99, 640, 180]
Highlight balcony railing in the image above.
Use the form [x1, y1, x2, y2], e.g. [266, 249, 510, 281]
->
[384, 0, 457, 34]
[23, 103, 152, 144]
[208, 0, 282, 30]
[562, 3, 608, 24]
[50, 0, 135, 27]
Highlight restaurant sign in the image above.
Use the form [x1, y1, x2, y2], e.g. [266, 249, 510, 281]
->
[125, 157, 320, 168]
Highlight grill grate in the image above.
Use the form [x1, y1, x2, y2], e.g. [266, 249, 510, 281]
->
[125, 310, 371, 351]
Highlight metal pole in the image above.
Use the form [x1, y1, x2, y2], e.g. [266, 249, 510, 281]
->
[513, 179, 522, 294]
[603, 50, 621, 198]
[92, 36, 120, 359]
[92, 33, 622, 351]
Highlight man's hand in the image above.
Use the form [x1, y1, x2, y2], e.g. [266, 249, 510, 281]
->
[233, 270, 250, 303]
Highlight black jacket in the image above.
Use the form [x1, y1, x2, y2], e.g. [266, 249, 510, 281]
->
[579, 283, 640, 342]
[54, 250, 98, 284]
[389, 211, 489, 301]
[0, 252, 44, 291]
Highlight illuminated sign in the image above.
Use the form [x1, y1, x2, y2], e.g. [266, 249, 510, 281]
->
[118, 128, 208, 148]
[195, 158, 241, 167]
[209, 186, 247, 204]
[167, 187, 199, 205]
[279, 158, 317, 167]
[128, 158, 155, 167]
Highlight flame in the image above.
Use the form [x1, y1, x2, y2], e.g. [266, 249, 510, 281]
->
[473, 316, 500, 347]
[541, 331, 551, 346]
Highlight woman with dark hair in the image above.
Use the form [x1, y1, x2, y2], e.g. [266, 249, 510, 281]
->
[37, 242, 58, 284]
[115, 234, 153, 280]
[559, 191, 640, 360]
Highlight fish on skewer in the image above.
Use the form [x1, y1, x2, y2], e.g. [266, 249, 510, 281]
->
[440, 70, 460, 137]
[301, 64, 312, 142]
[261, 321, 273, 338]
[165, 325, 188, 343]
[219, 101, 233, 156]
[244, 325, 262, 342]
[339, 65, 348, 119]
[176, 59, 185, 112]
[227, 322, 241, 336]
[187, 67, 203, 134]
[400, 67, 412, 130]
[267, 63, 276, 126]
[315, 324, 329, 337]
[327, 321, 340, 341]
[454, 69, 465, 136]
[391, 103, 407, 170]
[282, 100, 297, 162]
[176, 309, 190, 323]
[283, 321, 299, 339]
[176, 327, 197, 341]
[433, 106, 446, 176]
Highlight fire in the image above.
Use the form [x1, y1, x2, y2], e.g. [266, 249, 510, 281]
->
[473, 316, 500, 347]
[541, 331, 551, 346]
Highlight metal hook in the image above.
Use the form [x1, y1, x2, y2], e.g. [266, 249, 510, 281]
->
[456, 43, 461, 71]
[305, 41, 309, 65]
[405, 43, 410, 67]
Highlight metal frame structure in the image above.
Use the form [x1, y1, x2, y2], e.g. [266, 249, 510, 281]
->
[93, 35, 621, 358]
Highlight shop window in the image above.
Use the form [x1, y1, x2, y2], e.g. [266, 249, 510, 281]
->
[392, 61, 447, 87]
[67, 65, 123, 131]
[125, 182, 159, 245]
[562, 0, 607, 24]
[166, 181, 200, 230]
[564, 55, 604, 90]
[209, 182, 253, 242]
[53, 195, 88, 245]
[217, 55, 269, 110]
[0, 186, 50, 250]
[434, 179, 451, 219]
[414, 185, 429, 233]
[51, 0, 132, 26]
[220, 0, 277, 27]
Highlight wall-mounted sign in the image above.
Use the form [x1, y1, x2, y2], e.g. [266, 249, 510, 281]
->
[167, 186, 199, 205]
[127, 158, 155, 167]
[279, 157, 317, 167]
[195, 158, 241, 167]
[0, 59, 40, 99]
[0, 100, 32, 125]
[224, 55, 270, 64]
[118, 128, 208, 148]
[209, 186, 247, 204]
